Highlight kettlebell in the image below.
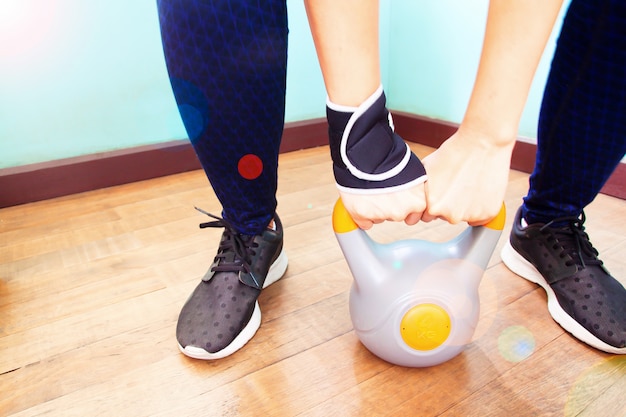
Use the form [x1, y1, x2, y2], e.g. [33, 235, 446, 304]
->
[333, 198, 505, 367]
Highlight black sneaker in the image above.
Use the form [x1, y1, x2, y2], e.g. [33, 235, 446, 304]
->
[501, 206, 625, 354]
[176, 208, 288, 359]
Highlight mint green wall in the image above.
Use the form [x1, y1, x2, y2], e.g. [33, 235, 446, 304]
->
[0, 1, 571, 170]
[1, 1, 182, 168]
[0, 0, 326, 169]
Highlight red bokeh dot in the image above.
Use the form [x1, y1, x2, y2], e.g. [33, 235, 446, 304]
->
[238, 154, 264, 180]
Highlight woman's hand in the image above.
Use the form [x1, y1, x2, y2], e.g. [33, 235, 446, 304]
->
[421, 129, 515, 225]
[339, 182, 426, 230]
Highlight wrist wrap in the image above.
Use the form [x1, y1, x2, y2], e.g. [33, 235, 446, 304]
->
[327, 86, 427, 194]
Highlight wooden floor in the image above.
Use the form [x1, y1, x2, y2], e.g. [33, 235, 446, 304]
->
[1, 144, 625, 417]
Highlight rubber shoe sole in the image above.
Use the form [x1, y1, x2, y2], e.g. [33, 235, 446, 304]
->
[501, 241, 625, 355]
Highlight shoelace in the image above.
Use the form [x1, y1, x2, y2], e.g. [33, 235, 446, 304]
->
[195, 207, 259, 275]
[539, 211, 602, 269]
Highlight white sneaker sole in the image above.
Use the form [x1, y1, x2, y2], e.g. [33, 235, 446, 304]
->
[501, 241, 625, 355]
[179, 249, 289, 360]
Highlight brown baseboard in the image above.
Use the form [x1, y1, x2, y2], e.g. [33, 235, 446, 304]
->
[392, 111, 626, 200]
[1, 113, 623, 208]
[0, 140, 200, 208]
[0, 118, 328, 208]
[601, 162, 626, 199]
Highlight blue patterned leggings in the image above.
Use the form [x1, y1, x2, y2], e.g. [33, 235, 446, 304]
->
[157, 0, 288, 235]
[523, 0, 626, 223]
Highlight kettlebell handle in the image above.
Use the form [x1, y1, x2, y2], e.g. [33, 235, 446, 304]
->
[333, 198, 506, 234]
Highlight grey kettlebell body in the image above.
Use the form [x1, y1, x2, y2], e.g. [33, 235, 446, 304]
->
[333, 199, 505, 367]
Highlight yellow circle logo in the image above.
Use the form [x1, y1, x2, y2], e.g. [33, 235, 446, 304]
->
[400, 303, 452, 351]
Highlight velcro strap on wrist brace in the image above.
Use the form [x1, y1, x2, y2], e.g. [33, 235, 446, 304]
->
[327, 86, 427, 194]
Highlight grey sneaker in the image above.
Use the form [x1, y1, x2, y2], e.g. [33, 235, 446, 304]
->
[176, 208, 288, 359]
[501, 206, 625, 354]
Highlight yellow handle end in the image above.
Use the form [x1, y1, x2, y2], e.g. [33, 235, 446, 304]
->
[332, 198, 359, 233]
[483, 203, 506, 231]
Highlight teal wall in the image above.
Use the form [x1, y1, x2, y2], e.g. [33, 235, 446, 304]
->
[1, 1, 185, 168]
[0, 0, 326, 169]
[0, 0, 568, 170]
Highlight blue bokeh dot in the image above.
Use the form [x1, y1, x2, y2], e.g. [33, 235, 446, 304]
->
[170, 77, 209, 142]
[498, 325, 536, 362]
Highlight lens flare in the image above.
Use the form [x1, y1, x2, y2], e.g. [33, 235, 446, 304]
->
[0, 1, 57, 59]
[498, 325, 536, 362]
[564, 356, 626, 417]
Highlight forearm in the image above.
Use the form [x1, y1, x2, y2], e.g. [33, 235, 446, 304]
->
[460, 0, 564, 146]
[304, 0, 380, 106]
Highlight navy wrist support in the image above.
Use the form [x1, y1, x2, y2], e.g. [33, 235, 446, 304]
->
[327, 86, 427, 194]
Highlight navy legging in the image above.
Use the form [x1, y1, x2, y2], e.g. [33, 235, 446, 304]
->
[157, 0, 288, 235]
[523, 0, 626, 224]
